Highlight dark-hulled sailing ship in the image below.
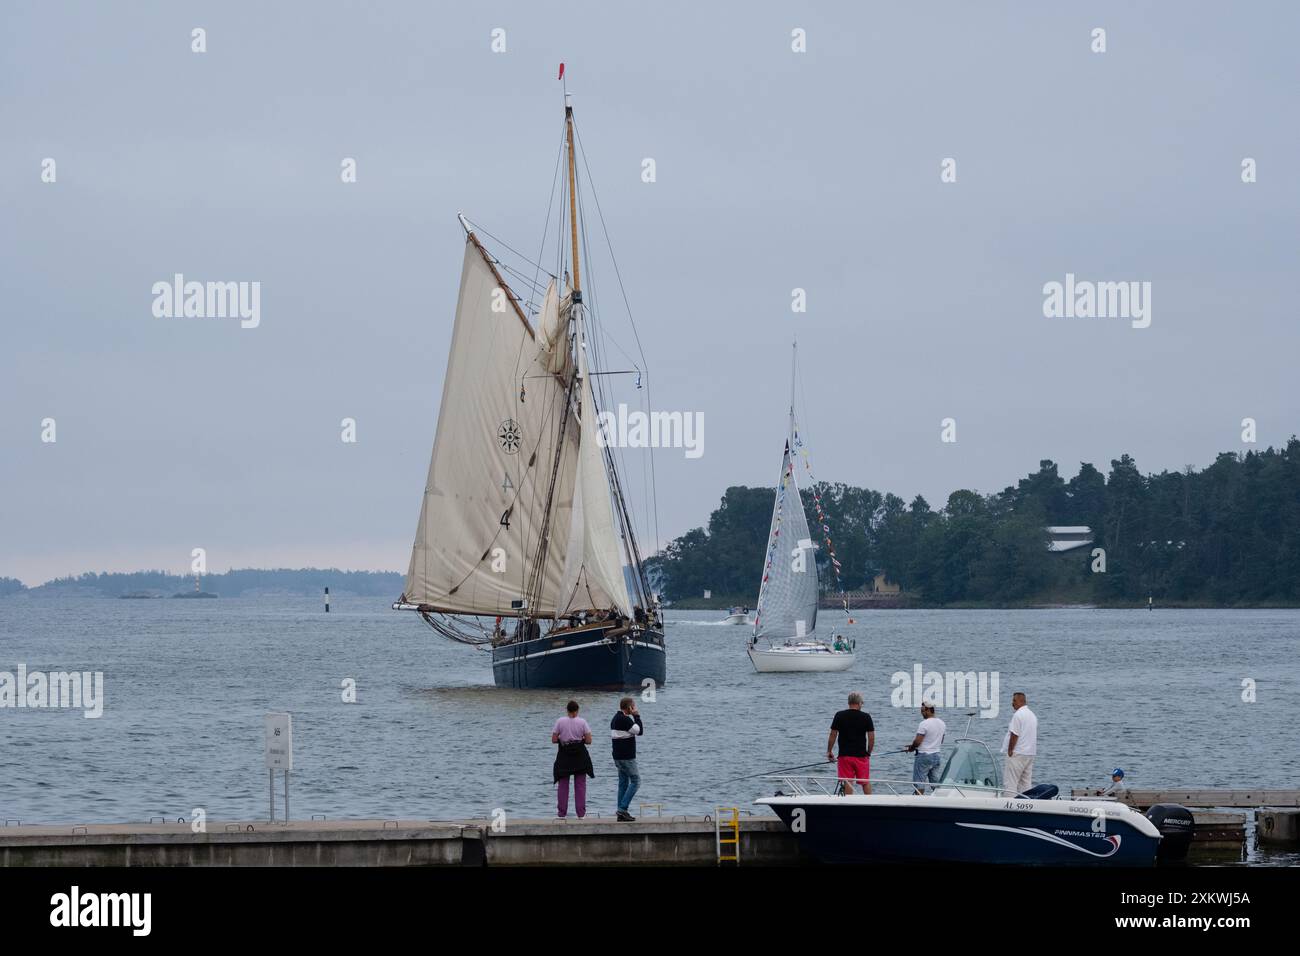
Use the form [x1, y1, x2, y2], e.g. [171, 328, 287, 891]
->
[394, 77, 666, 689]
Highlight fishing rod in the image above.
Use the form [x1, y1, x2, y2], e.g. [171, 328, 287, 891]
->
[721, 749, 911, 785]
[720, 761, 827, 784]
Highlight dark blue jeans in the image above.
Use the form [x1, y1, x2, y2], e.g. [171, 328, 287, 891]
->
[615, 758, 640, 812]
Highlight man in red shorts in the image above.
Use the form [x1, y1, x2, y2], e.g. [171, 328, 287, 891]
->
[827, 691, 875, 795]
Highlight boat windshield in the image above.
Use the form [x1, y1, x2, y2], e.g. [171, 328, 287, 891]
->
[938, 739, 1001, 791]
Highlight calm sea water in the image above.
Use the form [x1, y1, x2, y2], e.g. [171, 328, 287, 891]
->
[1, 597, 1297, 864]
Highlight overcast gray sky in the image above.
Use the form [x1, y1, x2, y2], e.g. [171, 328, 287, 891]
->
[2, 1, 1297, 585]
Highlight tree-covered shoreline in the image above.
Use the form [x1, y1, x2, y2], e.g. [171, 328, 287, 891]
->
[651, 441, 1300, 609]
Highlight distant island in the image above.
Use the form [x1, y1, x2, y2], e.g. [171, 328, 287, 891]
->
[1, 568, 405, 599]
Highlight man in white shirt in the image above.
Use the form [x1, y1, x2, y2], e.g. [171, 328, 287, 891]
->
[1001, 692, 1038, 795]
[905, 704, 946, 794]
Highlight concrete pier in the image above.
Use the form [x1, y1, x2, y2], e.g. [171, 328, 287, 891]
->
[0, 816, 808, 868]
[1189, 811, 1248, 849]
[1076, 788, 1300, 809]
[1257, 808, 1300, 845]
[1067, 788, 1300, 851]
[0, 810, 1260, 866]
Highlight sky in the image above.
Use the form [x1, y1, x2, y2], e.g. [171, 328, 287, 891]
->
[2, 1, 1297, 585]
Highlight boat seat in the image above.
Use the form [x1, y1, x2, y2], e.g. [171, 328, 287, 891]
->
[1017, 784, 1059, 800]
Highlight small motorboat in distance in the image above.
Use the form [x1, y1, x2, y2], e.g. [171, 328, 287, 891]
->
[756, 735, 1194, 866]
[723, 607, 750, 625]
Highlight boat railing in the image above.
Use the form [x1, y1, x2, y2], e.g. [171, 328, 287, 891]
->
[756, 640, 851, 653]
[761, 774, 1016, 799]
[762, 774, 1131, 806]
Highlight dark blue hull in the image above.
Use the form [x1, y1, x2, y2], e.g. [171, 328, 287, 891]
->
[491, 622, 666, 690]
[765, 799, 1161, 866]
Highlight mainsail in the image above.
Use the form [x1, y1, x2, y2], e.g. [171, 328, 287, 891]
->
[752, 441, 819, 640]
[402, 236, 580, 618]
[559, 328, 634, 616]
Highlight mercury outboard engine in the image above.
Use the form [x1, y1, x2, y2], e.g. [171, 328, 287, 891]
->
[1145, 804, 1194, 862]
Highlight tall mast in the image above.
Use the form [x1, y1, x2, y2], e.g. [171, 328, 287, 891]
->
[789, 339, 797, 443]
[562, 85, 647, 612]
[565, 94, 582, 298]
[521, 91, 586, 622]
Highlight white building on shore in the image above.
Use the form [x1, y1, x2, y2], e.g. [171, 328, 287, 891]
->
[1046, 526, 1094, 553]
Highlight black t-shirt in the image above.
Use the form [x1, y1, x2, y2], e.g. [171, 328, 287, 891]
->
[831, 708, 874, 757]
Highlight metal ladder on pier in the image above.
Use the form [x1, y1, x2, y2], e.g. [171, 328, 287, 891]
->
[715, 807, 740, 865]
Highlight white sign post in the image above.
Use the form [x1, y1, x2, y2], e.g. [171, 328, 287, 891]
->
[264, 712, 292, 822]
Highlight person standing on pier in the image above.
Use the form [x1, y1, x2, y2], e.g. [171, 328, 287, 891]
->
[551, 700, 594, 819]
[1002, 692, 1038, 796]
[827, 691, 875, 795]
[905, 703, 946, 794]
[610, 697, 643, 822]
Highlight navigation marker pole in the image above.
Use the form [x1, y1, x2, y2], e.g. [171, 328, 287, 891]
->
[325, 587, 330, 613]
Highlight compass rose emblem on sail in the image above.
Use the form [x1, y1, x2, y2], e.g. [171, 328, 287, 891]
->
[497, 419, 522, 454]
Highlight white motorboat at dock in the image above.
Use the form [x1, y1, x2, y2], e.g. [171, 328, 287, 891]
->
[757, 735, 1194, 865]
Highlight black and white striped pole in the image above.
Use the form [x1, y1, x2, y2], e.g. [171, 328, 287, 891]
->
[325, 587, 330, 613]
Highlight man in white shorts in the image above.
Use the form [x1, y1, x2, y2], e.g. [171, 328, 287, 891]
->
[1002, 692, 1037, 795]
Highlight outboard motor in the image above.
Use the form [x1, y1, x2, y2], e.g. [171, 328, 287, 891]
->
[1145, 804, 1194, 862]
[1018, 784, 1059, 800]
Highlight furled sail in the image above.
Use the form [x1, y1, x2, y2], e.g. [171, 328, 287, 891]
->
[402, 237, 580, 617]
[535, 279, 574, 376]
[557, 327, 634, 616]
[752, 442, 819, 640]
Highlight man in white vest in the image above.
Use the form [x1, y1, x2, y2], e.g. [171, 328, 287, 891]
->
[1001, 692, 1038, 795]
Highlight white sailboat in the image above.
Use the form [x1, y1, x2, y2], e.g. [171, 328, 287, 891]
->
[747, 343, 855, 673]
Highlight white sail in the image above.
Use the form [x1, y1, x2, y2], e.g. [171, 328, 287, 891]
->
[559, 327, 634, 616]
[402, 237, 580, 617]
[753, 442, 819, 640]
[555, 470, 588, 609]
[535, 279, 573, 376]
